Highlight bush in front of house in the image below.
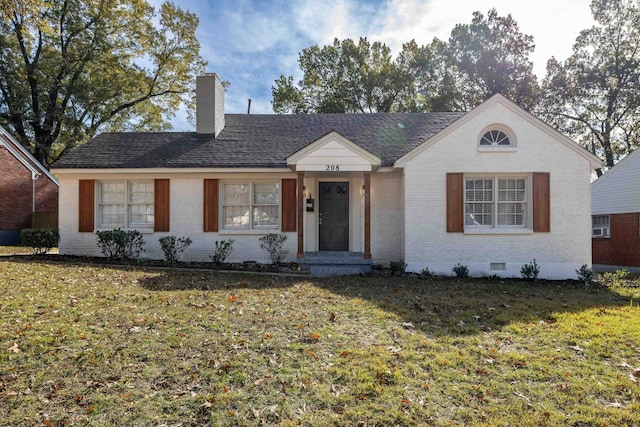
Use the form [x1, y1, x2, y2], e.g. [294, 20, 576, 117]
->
[159, 236, 192, 266]
[20, 228, 60, 255]
[520, 259, 540, 281]
[452, 263, 469, 278]
[96, 229, 145, 261]
[211, 239, 234, 265]
[390, 259, 407, 276]
[259, 233, 288, 265]
[576, 264, 595, 286]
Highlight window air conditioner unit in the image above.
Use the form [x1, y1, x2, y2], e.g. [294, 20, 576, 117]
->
[593, 227, 609, 237]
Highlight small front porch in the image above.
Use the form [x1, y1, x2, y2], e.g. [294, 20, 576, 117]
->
[286, 130, 381, 275]
[298, 251, 373, 276]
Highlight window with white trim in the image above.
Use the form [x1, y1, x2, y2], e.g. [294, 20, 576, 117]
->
[222, 181, 280, 230]
[592, 215, 610, 237]
[98, 181, 154, 228]
[480, 129, 512, 146]
[465, 176, 528, 228]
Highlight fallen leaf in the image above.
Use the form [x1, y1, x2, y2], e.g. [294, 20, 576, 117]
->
[304, 349, 318, 358]
[340, 351, 350, 357]
[329, 312, 336, 322]
[201, 401, 212, 408]
[308, 332, 320, 341]
[43, 420, 53, 427]
[228, 296, 237, 302]
[8, 342, 20, 353]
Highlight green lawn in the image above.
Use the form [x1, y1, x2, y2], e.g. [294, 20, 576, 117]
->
[1, 258, 639, 426]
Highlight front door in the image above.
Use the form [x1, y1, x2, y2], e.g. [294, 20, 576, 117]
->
[319, 182, 349, 251]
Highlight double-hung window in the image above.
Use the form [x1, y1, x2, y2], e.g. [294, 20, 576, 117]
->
[223, 181, 280, 230]
[465, 176, 528, 229]
[98, 181, 154, 228]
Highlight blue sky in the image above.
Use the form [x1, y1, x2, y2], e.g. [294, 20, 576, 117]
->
[152, 0, 594, 130]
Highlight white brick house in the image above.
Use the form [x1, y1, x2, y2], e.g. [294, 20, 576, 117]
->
[51, 74, 601, 279]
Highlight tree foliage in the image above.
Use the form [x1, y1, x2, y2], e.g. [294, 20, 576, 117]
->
[0, 0, 206, 167]
[271, 37, 423, 114]
[436, 9, 540, 111]
[540, 0, 640, 174]
[272, 10, 539, 114]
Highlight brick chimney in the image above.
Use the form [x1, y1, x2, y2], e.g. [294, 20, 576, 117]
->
[196, 74, 225, 136]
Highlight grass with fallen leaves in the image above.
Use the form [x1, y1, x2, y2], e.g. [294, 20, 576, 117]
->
[1, 258, 639, 426]
[0, 246, 32, 255]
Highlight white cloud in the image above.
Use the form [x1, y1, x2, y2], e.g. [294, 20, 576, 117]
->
[368, 0, 594, 76]
[162, 0, 597, 125]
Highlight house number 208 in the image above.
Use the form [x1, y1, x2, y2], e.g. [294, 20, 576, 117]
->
[325, 165, 340, 171]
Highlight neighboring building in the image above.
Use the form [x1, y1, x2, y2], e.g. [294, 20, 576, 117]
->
[51, 74, 601, 279]
[0, 126, 59, 245]
[592, 148, 640, 267]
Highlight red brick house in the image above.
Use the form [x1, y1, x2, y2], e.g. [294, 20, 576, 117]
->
[592, 148, 640, 267]
[0, 126, 59, 245]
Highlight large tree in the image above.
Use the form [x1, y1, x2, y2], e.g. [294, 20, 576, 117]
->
[540, 0, 640, 174]
[273, 10, 539, 115]
[429, 8, 540, 111]
[271, 37, 423, 114]
[0, 0, 206, 167]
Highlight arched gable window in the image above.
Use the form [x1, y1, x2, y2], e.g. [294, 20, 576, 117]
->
[480, 129, 511, 146]
[477, 126, 517, 151]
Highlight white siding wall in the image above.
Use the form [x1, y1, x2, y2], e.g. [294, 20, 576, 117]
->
[58, 173, 297, 264]
[592, 149, 640, 215]
[404, 102, 593, 279]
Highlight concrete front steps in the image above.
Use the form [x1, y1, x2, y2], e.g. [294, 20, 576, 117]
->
[299, 252, 372, 276]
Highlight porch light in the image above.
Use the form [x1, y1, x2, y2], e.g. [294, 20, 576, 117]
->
[360, 184, 366, 197]
[303, 185, 310, 199]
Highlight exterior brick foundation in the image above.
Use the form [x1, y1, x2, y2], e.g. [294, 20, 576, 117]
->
[592, 213, 640, 266]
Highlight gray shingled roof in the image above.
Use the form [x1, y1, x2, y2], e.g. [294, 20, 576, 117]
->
[52, 112, 465, 169]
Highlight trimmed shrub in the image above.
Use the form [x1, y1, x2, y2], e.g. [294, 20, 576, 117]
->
[159, 236, 192, 266]
[20, 228, 60, 255]
[452, 263, 469, 278]
[211, 239, 234, 265]
[419, 267, 433, 278]
[96, 229, 145, 261]
[576, 264, 594, 286]
[259, 233, 288, 265]
[521, 259, 540, 281]
[390, 260, 407, 276]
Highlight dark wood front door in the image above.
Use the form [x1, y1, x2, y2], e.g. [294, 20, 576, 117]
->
[319, 182, 349, 251]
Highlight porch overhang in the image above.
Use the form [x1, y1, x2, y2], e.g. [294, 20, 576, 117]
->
[287, 131, 381, 172]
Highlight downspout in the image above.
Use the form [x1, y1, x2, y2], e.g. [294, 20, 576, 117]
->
[31, 171, 40, 213]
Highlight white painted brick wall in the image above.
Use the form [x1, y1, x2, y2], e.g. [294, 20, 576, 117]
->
[58, 173, 297, 264]
[403, 102, 593, 279]
[371, 173, 404, 265]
